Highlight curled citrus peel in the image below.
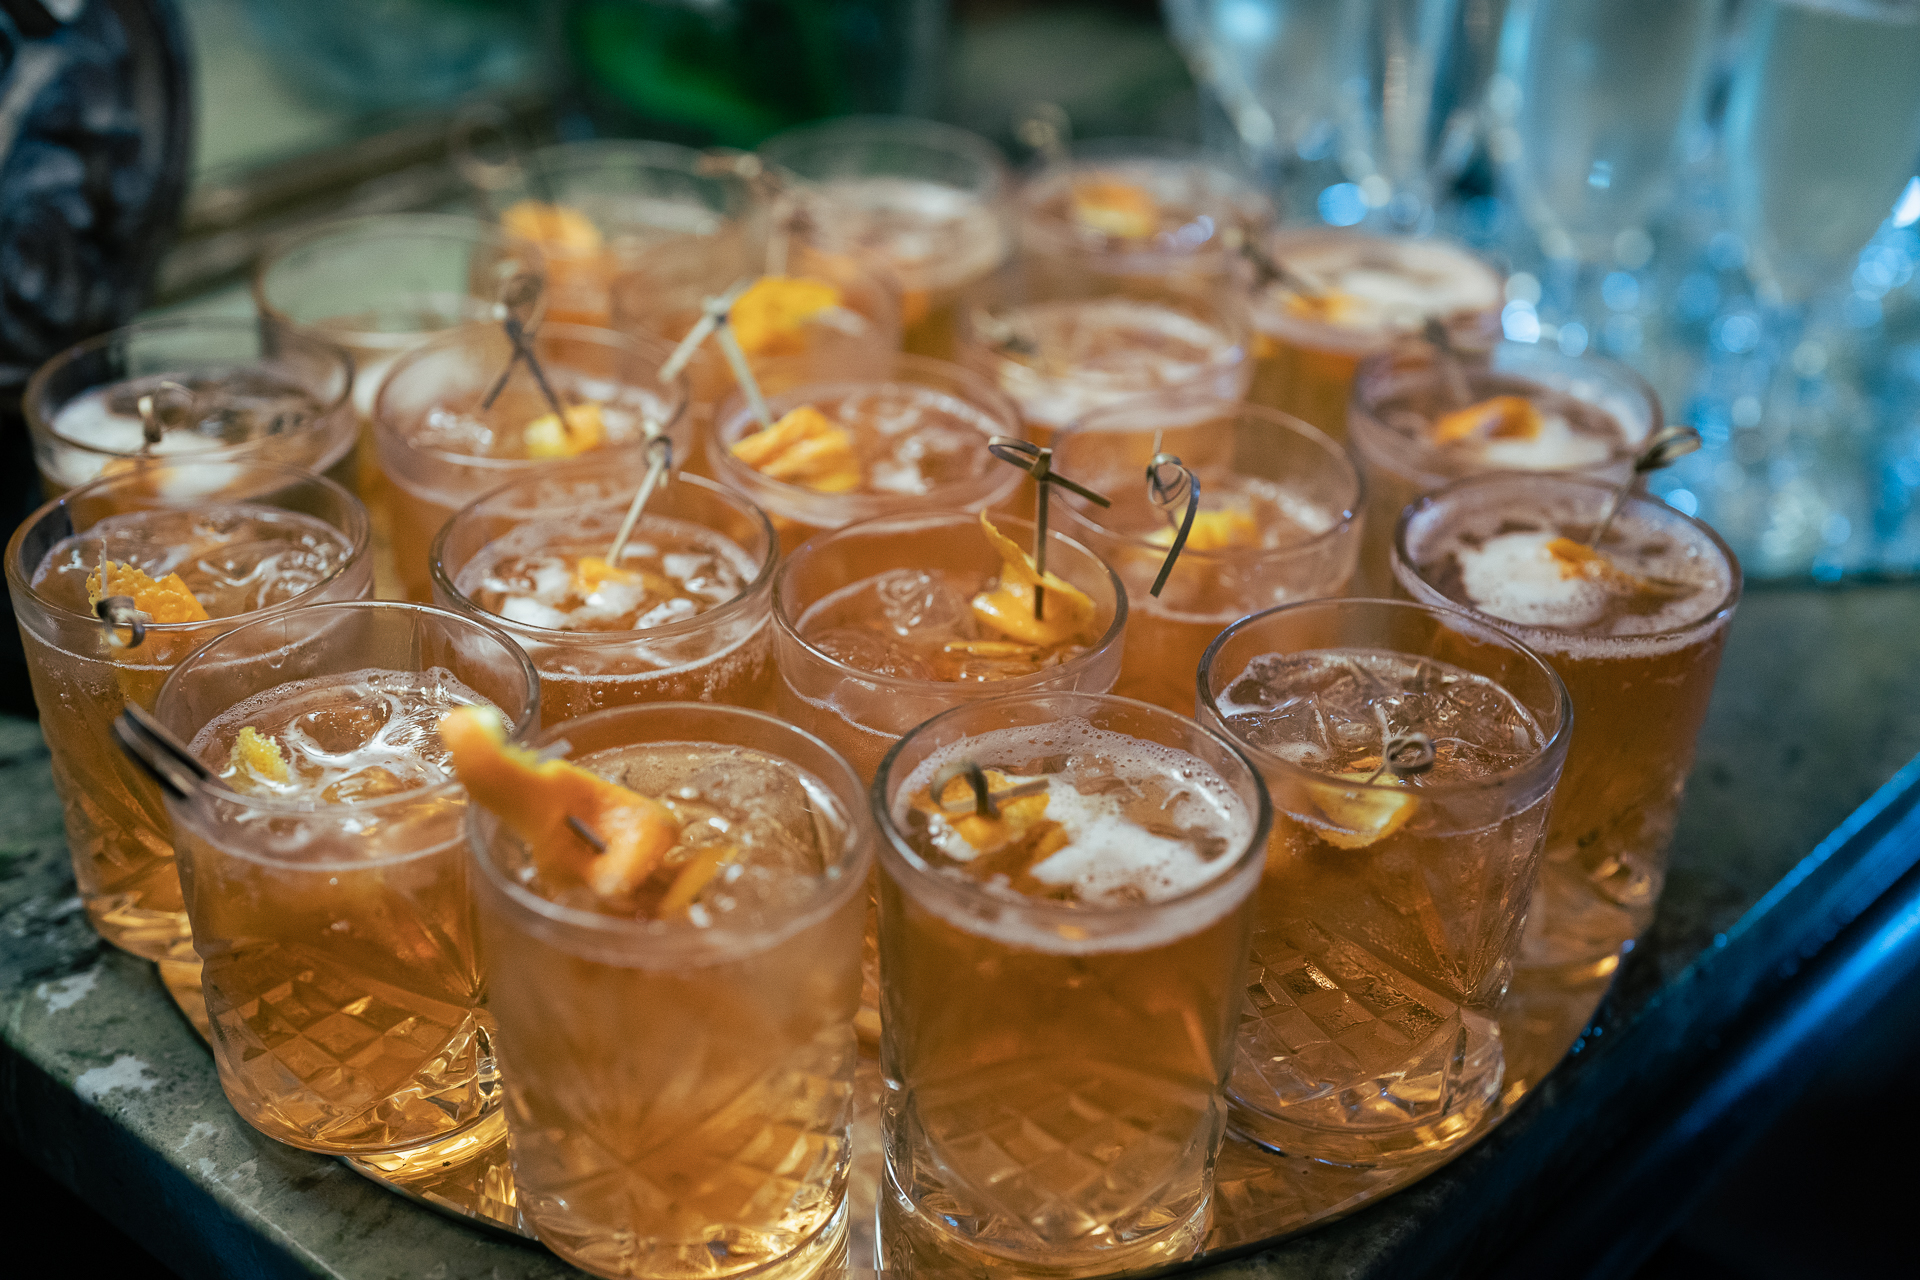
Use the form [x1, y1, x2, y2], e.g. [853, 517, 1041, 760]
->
[86, 558, 210, 627]
[441, 705, 679, 900]
[730, 403, 861, 492]
[1071, 178, 1159, 241]
[1305, 762, 1419, 850]
[228, 727, 289, 785]
[1147, 507, 1259, 552]
[501, 201, 604, 256]
[730, 276, 844, 358]
[523, 401, 608, 460]
[1543, 536, 1694, 600]
[1431, 395, 1544, 446]
[913, 769, 1068, 885]
[970, 512, 1096, 648]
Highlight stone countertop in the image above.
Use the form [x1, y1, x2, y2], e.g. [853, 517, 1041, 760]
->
[4, 582, 1919, 1279]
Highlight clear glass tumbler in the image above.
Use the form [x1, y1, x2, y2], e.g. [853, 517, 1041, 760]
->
[1394, 472, 1740, 981]
[1197, 597, 1570, 1164]
[25, 317, 360, 497]
[874, 690, 1270, 1276]
[152, 601, 539, 1157]
[1054, 394, 1363, 712]
[432, 459, 779, 724]
[5, 460, 372, 960]
[470, 701, 871, 1280]
[374, 320, 688, 602]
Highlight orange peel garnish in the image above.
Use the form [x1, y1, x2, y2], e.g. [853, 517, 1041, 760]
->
[1431, 395, 1544, 446]
[1071, 177, 1159, 240]
[441, 706, 679, 900]
[86, 559, 210, 625]
[524, 402, 607, 460]
[730, 404, 861, 492]
[501, 200, 604, 256]
[730, 276, 843, 358]
[1282, 290, 1366, 326]
[970, 512, 1096, 648]
[1305, 766, 1418, 850]
[228, 727, 290, 786]
[1146, 508, 1259, 552]
[913, 769, 1068, 880]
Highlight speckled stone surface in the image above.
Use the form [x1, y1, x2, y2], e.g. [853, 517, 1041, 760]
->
[4, 583, 1919, 1279]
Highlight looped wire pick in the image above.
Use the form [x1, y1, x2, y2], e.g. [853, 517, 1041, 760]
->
[448, 99, 548, 200]
[94, 595, 147, 650]
[1145, 446, 1200, 598]
[1375, 732, 1437, 781]
[1588, 424, 1704, 546]
[986, 436, 1110, 622]
[931, 758, 1049, 821]
[135, 381, 193, 450]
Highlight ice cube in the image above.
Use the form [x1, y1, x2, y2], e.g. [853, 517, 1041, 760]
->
[808, 628, 933, 680]
[874, 569, 968, 638]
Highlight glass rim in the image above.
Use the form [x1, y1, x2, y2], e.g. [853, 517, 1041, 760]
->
[252, 210, 542, 328]
[1393, 470, 1745, 643]
[771, 507, 1131, 696]
[758, 114, 1011, 196]
[429, 469, 780, 645]
[869, 688, 1274, 925]
[372, 319, 690, 470]
[4, 459, 373, 629]
[1197, 595, 1574, 800]
[156, 600, 541, 817]
[24, 315, 358, 452]
[1053, 397, 1365, 562]
[708, 354, 1025, 507]
[467, 701, 874, 949]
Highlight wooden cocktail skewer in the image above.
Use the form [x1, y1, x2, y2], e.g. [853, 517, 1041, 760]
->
[600, 431, 675, 570]
[985, 437, 1110, 622]
[1588, 424, 1703, 547]
[657, 278, 774, 428]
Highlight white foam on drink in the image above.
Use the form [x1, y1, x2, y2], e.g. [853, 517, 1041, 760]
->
[1473, 412, 1614, 471]
[809, 177, 1009, 293]
[1402, 485, 1736, 651]
[899, 719, 1252, 906]
[994, 299, 1241, 428]
[1259, 239, 1500, 337]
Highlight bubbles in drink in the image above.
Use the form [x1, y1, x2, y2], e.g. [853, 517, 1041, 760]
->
[33, 505, 355, 619]
[456, 517, 756, 633]
[801, 177, 1008, 293]
[896, 719, 1250, 908]
[197, 667, 488, 805]
[1217, 650, 1545, 784]
[984, 298, 1239, 427]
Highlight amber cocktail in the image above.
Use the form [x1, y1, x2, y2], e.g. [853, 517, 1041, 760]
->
[875, 691, 1268, 1275]
[432, 459, 778, 723]
[153, 602, 538, 1156]
[6, 461, 371, 959]
[1198, 599, 1570, 1163]
[374, 320, 688, 601]
[463, 702, 870, 1280]
[1054, 395, 1361, 712]
[1395, 473, 1740, 980]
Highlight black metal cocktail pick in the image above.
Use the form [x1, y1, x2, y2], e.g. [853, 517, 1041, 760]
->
[1588, 424, 1704, 547]
[134, 380, 193, 452]
[479, 272, 551, 411]
[931, 758, 1049, 821]
[112, 702, 212, 803]
[1422, 316, 1474, 410]
[1145, 433, 1200, 598]
[986, 436, 1110, 622]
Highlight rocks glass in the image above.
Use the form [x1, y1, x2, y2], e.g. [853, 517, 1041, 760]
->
[24, 316, 359, 496]
[1395, 473, 1740, 980]
[1053, 395, 1362, 711]
[1198, 598, 1570, 1163]
[469, 702, 870, 1280]
[873, 691, 1269, 1275]
[5, 460, 371, 959]
[152, 601, 539, 1157]
[431, 458, 779, 723]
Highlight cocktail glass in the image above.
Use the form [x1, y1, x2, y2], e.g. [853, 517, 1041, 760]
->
[1054, 394, 1362, 712]
[5, 460, 372, 960]
[469, 701, 871, 1280]
[1016, 137, 1272, 291]
[955, 266, 1251, 447]
[151, 601, 539, 1156]
[432, 458, 778, 724]
[757, 115, 1014, 359]
[476, 138, 768, 329]
[374, 320, 688, 602]
[1246, 228, 1501, 440]
[24, 317, 360, 497]
[1346, 339, 1658, 595]
[874, 690, 1270, 1275]
[1394, 472, 1740, 982]
[611, 239, 902, 470]
[1197, 598, 1571, 1163]
[710, 352, 1022, 555]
